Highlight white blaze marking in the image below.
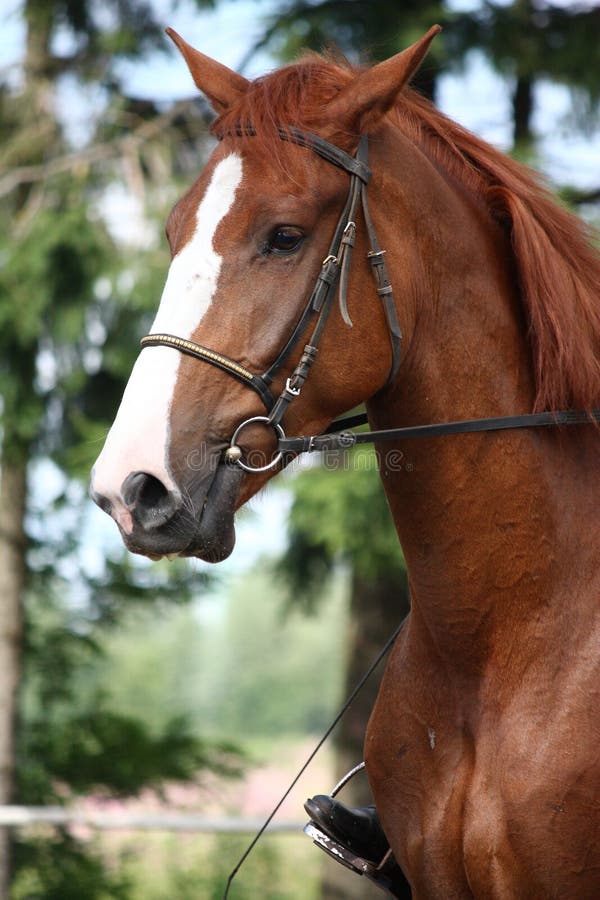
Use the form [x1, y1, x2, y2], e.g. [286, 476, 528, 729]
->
[91, 154, 244, 522]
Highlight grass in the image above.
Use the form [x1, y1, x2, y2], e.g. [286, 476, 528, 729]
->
[87, 734, 336, 899]
[114, 831, 323, 900]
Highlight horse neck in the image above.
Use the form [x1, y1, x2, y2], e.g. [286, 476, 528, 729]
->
[365, 134, 600, 675]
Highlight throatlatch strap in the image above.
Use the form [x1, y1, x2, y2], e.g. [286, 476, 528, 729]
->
[361, 187, 402, 385]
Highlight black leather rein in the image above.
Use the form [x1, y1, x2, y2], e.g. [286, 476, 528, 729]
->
[281, 407, 600, 455]
[140, 126, 600, 470]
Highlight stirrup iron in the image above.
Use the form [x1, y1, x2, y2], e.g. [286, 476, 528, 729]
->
[303, 762, 408, 898]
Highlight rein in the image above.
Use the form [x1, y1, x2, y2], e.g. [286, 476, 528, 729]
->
[282, 407, 600, 455]
[140, 127, 600, 469]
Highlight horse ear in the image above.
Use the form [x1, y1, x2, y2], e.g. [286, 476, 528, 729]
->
[166, 28, 249, 114]
[328, 25, 441, 132]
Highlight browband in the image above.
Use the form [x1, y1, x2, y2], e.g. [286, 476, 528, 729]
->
[279, 127, 371, 183]
[221, 122, 372, 183]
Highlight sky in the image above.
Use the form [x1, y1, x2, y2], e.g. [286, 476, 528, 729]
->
[115, 0, 600, 190]
[3, 0, 600, 583]
[3, 0, 597, 185]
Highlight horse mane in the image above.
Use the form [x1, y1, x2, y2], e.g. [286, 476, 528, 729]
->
[214, 53, 600, 413]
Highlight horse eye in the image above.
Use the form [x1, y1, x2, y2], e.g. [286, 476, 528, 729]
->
[268, 227, 304, 254]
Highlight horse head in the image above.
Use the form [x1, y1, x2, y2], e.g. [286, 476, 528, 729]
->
[90, 27, 439, 561]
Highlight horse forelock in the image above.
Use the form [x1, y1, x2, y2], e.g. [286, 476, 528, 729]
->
[212, 51, 600, 414]
[212, 52, 360, 165]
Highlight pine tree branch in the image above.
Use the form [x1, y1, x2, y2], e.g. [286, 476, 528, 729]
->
[0, 98, 207, 197]
[564, 186, 600, 207]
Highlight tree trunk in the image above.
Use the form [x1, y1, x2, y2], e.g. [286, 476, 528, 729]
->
[321, 570, 410, 899]
[512, 74, 534, 147]
[0, 6, 56, 896]
[510, 0, 535, 149]
[412, 67, 438, 105]
[0, 460, 27, 898]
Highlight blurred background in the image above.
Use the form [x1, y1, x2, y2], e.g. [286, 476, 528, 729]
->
[0, 0, 599, 897]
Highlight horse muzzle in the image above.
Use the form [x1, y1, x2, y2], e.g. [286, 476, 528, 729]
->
[90, 456, 243, 563]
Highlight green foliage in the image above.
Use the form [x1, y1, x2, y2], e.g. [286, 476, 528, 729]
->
[249, 0, 446, 98]
[11, 832, 132, 900]
[23, 0, 165, 79]
[166, 835, 319, 900]
[19, 560, 243, 798]
[251, 0, 445, 62]
[1, 1, 234, 896]
[208, 565, 347, 737]
[85, 553, 206, 626]
[25, 707, 242, 798]
[450, 1, 600, 103]
[122, 832, 321, 900]
[98, 563, 348, 740]
[88, 603, 213, 737]
[0, 197, 106, 346]
[281, 448, 405, 606]
[0, 183, 114, 460]
[16, 510, 242, 893]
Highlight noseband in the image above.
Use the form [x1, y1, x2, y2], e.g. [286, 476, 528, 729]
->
[141, 129, 600, 471]
[140, 127, 402, 471]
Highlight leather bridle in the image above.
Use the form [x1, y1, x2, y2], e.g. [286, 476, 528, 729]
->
[141, 128, 600, 471]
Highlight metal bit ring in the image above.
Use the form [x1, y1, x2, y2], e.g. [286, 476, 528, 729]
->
[226, 416, 285, 473]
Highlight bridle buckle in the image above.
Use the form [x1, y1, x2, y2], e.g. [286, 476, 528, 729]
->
[285, 376, 302, 397]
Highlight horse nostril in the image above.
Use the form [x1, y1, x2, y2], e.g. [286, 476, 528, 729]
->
[121, 471, 181, 530]
[123, 471, 162, 507]
[90, 487, 112, 516]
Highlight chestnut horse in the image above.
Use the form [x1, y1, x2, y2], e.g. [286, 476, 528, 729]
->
[91, 26, 600, 898]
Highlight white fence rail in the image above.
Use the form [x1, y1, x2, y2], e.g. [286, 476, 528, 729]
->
[0, 806, 305, 833]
